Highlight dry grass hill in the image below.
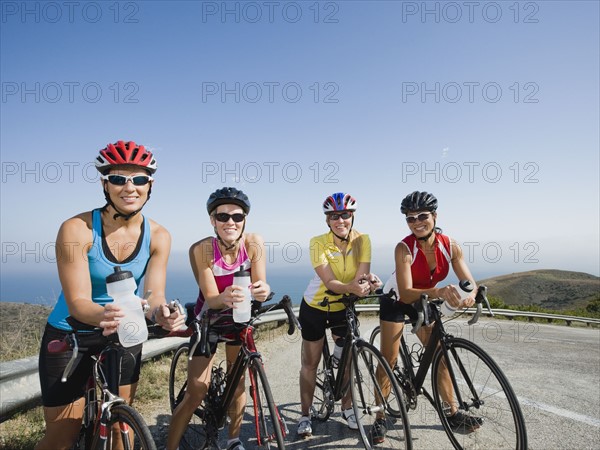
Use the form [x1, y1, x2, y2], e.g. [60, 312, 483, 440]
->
[478, 269, 599, 310]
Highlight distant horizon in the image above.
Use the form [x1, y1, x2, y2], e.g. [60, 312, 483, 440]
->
[2, 265, 598, 306]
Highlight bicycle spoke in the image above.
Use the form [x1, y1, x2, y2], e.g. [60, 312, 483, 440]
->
[249, 360, 285, 448]
[432, 338, 527, 450]
[96, 404, 156, 450]
[351, 341, 412, 450]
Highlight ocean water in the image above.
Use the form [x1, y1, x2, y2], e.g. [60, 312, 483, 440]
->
[0, 269, 312, 307]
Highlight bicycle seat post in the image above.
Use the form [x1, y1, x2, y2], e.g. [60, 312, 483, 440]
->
[103, 344, 122, 395]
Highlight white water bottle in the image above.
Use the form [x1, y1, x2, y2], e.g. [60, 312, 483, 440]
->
[440, 280, 474, 317]
[332, 337, 345, 368]
[232, 270, 252, 323]
[106, 266, 148, 347]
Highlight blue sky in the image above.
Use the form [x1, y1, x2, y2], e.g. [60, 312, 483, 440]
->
[1, 1, 599, 303]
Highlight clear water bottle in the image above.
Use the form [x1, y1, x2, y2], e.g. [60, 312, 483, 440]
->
[232, 270, 252, 323]
[106, 266, 148, 347]
[331, 337, 345, 368]
[440, 280, 474, 317]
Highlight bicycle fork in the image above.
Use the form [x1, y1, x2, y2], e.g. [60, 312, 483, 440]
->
[439, 339, 484, 413]
[248, 358, 288, 446]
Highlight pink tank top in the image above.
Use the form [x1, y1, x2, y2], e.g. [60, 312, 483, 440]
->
[194, 237, 252, 317]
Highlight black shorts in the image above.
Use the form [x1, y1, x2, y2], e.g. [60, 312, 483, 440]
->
[189, 312, 242, 357]
[299, 299, 348, 341]
[379, 295, 418, 323]
[39, 324, 142, 407]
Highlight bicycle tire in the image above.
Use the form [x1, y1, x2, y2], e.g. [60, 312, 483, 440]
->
[90, 404, 156, 450]
[168, 343, 208, 450]
[369, 325, 381, 348]
[350, 340, 412, 450]
[313, 344, 335, 422]
[248, 358, 286, 449]
[431, 337, 527, 450]
[369, 325, 417, 411]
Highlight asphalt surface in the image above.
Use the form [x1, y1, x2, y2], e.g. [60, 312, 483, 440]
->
[150, 315, 600, 449]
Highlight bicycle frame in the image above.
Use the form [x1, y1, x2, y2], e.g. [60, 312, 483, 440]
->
[173, 295, 298, 449]
[394, 289, 492, 410]
[323, 301, 362, 402]
[207, 325, 262, 430]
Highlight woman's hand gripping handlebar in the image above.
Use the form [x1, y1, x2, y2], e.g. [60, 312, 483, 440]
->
[195, 294, 301, 359]
[411, 285, 493, 333]
[319, 288, 387, 308]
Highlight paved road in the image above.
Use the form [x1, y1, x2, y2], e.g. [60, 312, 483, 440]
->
[149, 316, 600, 449]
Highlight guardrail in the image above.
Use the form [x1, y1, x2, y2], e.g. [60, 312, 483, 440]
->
[1, 305, 598, 422]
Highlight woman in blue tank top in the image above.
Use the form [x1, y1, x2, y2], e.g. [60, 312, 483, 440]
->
[36, 141, 185, 450]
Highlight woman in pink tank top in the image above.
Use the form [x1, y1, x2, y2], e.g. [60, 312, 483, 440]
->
[167, 187, 270, 450]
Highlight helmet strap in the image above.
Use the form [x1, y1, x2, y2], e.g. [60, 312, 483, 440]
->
[102, 184, 151, 221]
[416, 218, 437, 242]
[328, 215, 354, 243]
[214, 220, 246, 251]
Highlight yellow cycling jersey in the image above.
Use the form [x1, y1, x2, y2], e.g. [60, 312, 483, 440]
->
[303, 231, 371, 312]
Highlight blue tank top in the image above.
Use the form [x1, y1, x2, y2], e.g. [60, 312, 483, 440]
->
[47, 209, 151, 331]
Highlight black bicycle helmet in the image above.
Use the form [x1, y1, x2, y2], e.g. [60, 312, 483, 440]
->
[206, 187, 251, 215]
[400, 191, 438, 214]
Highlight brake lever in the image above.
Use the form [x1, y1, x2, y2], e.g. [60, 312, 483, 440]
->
[411, 294, 428, 334]
[468, 285, 492, 325]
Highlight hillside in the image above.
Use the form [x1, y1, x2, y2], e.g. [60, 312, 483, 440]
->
[0, 302, 52, 361]
[478, 269, 599, 310]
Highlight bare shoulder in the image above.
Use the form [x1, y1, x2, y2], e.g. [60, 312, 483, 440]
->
[244, 232, 264, 245]
[148, 218, 171, 241]
[189, 237, 213, 268]
[395, 240, 410, 254]
[449, 237, 464, 259]
[58, 211, 93, 241]
[189, 236, 213, 256]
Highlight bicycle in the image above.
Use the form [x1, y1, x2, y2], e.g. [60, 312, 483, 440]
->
[369, 287, 528, 450]
[47, 315, 163, 450]
[311, 290, 412, 450]
[168, 294, 300, 449]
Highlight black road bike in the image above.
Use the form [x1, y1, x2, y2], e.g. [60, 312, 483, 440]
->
[369, 287, 527, 450]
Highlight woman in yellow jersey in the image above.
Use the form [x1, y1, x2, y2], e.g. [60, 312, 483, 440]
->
[297, 192, 382, 437]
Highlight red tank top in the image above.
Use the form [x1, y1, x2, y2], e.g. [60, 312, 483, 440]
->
[402, 233, 452, 289]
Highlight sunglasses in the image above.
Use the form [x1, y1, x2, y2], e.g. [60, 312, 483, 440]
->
[405, 212, 432, 224]
[327, 211, 353, 221]
[102, 174, 153, 186]
[214, 212, 246, 223]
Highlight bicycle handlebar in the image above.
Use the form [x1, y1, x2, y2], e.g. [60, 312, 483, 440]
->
[468, 285, 493, 325]
[319, 288, 386, 308]
[411, 285, 492, 334]
[195, 294, 301, 359]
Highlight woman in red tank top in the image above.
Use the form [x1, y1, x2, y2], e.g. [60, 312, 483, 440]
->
[373, 191, 480, 444]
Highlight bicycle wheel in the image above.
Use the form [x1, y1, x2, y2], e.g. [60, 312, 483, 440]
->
[350, 341, 412, 450]
[369, 326, 381, 348]
[313, 347, 335, 421]
[370, 325, 417, 411]
[168, 344, 207, 449]
[91, 404, 156, 450]
[431, 337, 527, 450]
[248, 358, 285, 449]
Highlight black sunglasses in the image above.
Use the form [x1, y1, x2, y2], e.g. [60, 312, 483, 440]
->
[405, 212, 432, 224]
[101, 174, 153, 186]
[328, 211, 353, 221]
[214, 212, 246, 223]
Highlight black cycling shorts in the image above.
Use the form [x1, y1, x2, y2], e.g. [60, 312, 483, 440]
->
[379, 294, 418, 323]
[299, 299, 348, 341]
[39, 323, 142, 407]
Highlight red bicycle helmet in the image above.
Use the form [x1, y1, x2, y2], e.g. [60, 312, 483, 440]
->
[95, 140, 157, 174]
